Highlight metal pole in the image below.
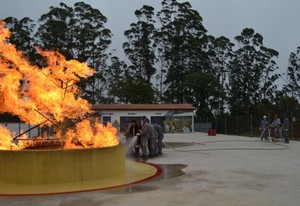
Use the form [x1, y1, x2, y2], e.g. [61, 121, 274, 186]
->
[225, 115, 227, 134]
[291, 111, 294, 139]
[18, 122, 21, 137]
[236, 115, 239, 136]
[34, 109, 61, 129]
[160, 56, 163, 104]
[215, 116, 217, 132]
[159, 54, 163, 104]
[250, 113, 253, 137]
[13, 120, 48, 140]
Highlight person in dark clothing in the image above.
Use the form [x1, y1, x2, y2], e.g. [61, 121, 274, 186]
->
[148, 121, 158, 158]
[124, 120, 141, 158]
[140, 116, 150, 161]
[270, 114, 282, 142]
[154, 120, 164, 155]
[260, 115, 269, 141]
[282, 113, 290, 144]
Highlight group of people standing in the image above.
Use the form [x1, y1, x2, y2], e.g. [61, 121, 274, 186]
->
[260, 113, 290, 144]
[125, 116, 164, 161]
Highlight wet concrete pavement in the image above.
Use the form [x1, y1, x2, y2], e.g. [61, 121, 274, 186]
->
[1, 132, 300, 206]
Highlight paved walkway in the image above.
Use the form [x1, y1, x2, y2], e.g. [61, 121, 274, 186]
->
[1, 132, 299, 206]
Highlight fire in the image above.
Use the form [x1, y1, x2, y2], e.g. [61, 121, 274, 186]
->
[0, 21, 119, 150]
[63, 120, 119, 149]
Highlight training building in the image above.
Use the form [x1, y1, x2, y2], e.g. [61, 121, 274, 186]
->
[92, 104, 196, 133]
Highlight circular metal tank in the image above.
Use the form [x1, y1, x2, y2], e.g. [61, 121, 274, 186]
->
[0, 144, 125, 184]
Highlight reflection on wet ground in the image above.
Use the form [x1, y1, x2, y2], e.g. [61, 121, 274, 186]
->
[107, 164, 187, 194]
[154, 164, 187, 180]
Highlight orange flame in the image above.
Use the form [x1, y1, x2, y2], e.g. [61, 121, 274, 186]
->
[0, 21, 119, 150]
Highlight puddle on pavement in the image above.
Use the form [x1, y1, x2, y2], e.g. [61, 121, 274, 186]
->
[154, 164, 187, 180]
[106, 164, 187, 194]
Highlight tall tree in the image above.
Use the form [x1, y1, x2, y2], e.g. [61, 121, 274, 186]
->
[285, 46, 300, 98]
[156, 0, 208, 103]
[34, 2, 112, 104]
[185, 72, 224, 118]
[122, 5, 157, 103]
[227, 28, 279, 115]
[72, 2, 112, 104]
[107, 56, 155, 103]
[206, 35, 234, 114]
[35, 3, 74, 52]
[3, 17, 37, 63]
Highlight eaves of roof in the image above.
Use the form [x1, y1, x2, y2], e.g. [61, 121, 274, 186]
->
[92, 104, 195, 111]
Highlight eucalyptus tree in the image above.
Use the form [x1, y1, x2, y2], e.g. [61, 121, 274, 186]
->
[227, 28, 279, 115]
[35, 3, 74, 53]
[107, 56, 128, 102]
[72, 2, 112, 104]
[277, 95, 300, 116]
[122, 5, 157, 103]
[109, 76, 155, 104]
[156, 0, 209, 104]
[34, 2, 112, 104]
[205, 35, 234, 114]
[185, 72, 224, 118]
[285, 46, 300, 98]
[3, 17, 37, 63]
[123, 5, 157, 82]
[108, 56, 154, 103]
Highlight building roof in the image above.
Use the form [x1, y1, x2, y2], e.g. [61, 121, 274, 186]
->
[92, 104, 195, 111]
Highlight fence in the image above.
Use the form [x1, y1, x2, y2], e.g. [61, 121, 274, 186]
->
[0, 122, 53, 139]
[194, 114, 300, 140]
[2, 116, 300, 140]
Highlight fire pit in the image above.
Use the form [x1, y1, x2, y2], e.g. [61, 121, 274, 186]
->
[0, 21, 124, 186]
[0, 22, 162, 195]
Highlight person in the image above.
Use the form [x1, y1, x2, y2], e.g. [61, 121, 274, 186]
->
[124, 120, 140, 138]
[282, 113, 290, 144]
[148, 120, 158, 158]
[124, 120, 141, 158]
[259, 115, 269, 141]
[269, 114, 282, 142]
[140, 116, 151, 161]
[154, 119, 164, 155]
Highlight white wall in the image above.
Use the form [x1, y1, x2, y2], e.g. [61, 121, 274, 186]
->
[99, 110, 194, 133]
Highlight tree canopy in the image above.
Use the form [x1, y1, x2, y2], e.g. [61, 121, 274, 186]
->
[1, 0, 299, 120]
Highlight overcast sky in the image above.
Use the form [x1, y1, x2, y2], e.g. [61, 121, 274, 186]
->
[1, 0, 300, 86]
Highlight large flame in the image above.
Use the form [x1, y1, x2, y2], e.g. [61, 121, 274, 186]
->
[0, 21, 119, 150]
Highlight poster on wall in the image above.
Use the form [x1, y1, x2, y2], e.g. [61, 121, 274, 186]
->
[164, 116, 192, 133]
